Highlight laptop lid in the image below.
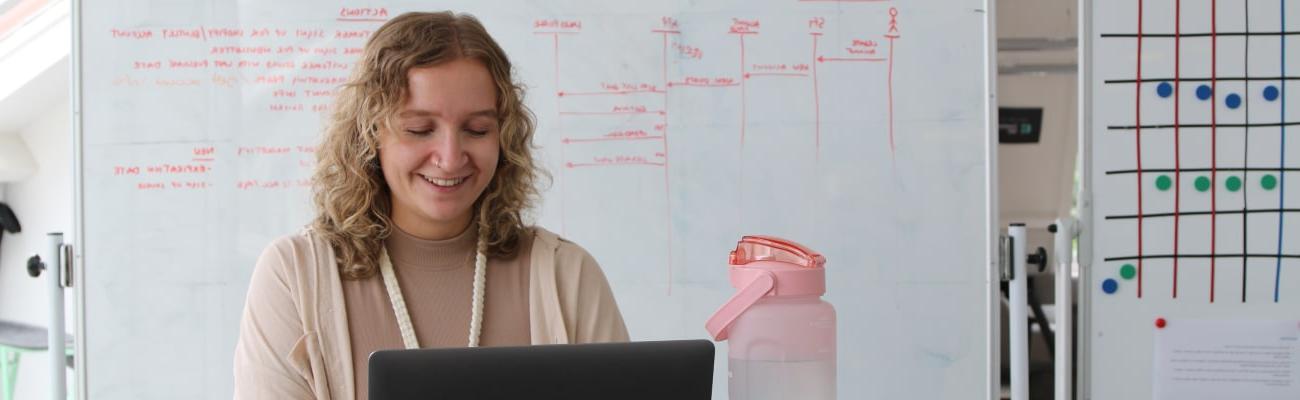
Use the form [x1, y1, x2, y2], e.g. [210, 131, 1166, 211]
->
[369, 339, 714, 400]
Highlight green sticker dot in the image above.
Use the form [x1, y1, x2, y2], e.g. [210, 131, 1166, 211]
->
[1120, 264, 1137, 280]
[1194, 176, 1211, 192]
[1262, 174, 1279, 190]
[1226, 176, 1243, 192]
[1156, 175, 1173, 191]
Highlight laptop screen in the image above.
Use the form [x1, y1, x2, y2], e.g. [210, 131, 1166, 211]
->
[369, 340, 715, 400]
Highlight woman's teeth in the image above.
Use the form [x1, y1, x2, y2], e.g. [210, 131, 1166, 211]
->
[424, 175, 466, 187]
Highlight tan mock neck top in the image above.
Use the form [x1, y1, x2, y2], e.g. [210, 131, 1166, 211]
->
[341, 224, 532, 399]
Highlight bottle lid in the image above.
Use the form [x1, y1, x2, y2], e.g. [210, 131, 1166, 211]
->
[729, 235, 826, 268]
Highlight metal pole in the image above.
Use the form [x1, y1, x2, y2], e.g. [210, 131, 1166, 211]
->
[1053, 218, 1076, 400]
[1008, 224, 1028, 400]
[46, 233, 65, 400]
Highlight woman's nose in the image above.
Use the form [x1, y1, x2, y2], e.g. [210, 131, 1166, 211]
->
[432, 129, 469, 170]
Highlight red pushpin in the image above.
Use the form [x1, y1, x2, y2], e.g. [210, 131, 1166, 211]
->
[1155, 317, 1167, 329]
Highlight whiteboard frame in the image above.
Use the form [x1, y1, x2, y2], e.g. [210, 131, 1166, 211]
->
[70, 0, 87, 397]
[65, 3, 1003, 399]
[984, 0, 1003, 399]
[1077, 0, 1096, 399]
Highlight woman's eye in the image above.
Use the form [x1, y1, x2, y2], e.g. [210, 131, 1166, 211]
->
[466, 129, 489, 137]
[405, 129, 432, 136]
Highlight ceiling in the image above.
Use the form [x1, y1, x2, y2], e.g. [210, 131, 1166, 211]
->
[0, 0, 67, 136]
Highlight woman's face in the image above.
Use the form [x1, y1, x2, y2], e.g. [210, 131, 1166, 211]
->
[379, 58, 501, 239]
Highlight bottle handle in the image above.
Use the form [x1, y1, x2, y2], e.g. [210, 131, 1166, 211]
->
[705, 270, 775, 341]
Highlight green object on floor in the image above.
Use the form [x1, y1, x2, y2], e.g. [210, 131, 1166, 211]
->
[0, 320, 75, 400]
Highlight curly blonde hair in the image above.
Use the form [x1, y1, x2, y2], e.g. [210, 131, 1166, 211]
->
[312, 11, 541, 279]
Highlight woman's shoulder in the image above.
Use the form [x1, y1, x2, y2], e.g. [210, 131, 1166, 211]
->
[254, 229, 334, 283]
[529, 226, 594, 261]
[527, 226, 604, 286]
[260, 229, 322, 260]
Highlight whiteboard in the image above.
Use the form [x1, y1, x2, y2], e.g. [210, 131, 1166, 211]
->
[75, 1, 994, 399]
[1083, 0, 1300, 399]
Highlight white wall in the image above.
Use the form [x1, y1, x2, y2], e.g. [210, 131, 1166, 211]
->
[996, 0, 1078, 226]
[996, 0, 1079, 259]
[0, 98, 75, 400]
[999, 73, 1079, 226]
[997, 0, 1076, 39]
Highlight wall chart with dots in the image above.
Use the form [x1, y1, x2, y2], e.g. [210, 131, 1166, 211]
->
[1084, 0, 1300, 398]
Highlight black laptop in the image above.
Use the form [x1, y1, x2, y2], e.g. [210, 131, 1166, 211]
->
[369, 340, 715, 400]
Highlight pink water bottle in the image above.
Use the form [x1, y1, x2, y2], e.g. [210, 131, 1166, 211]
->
[706, 235, 836, 400]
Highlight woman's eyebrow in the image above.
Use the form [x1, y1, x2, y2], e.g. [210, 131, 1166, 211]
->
[465, 109, 497, 119]
[397, 110, 433, 118]
[398, 109, 497, 118]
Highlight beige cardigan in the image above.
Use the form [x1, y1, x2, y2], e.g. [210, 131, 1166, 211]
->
[233, 227, 629, 399]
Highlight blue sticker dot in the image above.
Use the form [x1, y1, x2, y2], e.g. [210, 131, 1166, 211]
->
[1157, 82, 1173, 98]
[1264, 85, 1280, 101]
[1226, 94, 1242, 109]
[1196, 85, 1213, 100]
[1102, 278, 1119, 294]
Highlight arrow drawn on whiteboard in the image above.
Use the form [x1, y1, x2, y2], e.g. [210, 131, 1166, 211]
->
[817, 55, 886, 63]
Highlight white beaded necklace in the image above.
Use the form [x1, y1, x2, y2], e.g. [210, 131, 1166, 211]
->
[378, 235, 488, 349]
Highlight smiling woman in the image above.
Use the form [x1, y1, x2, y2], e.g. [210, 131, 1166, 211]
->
[381, 60, 502, 242]
[233, 11, 628, 400]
